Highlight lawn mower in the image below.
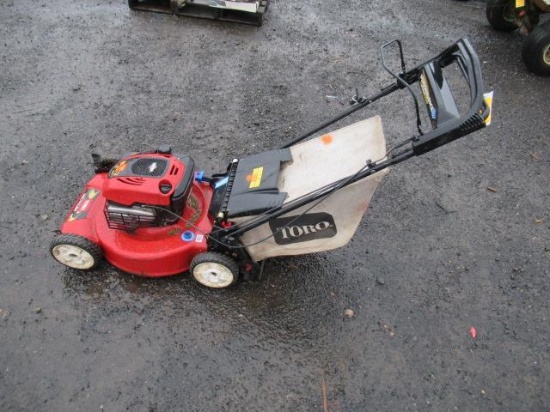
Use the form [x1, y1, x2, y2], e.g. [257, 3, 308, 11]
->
[486, 0, 550, 76]
[50, 38, 493, 288]
[128, 0, 269, 26]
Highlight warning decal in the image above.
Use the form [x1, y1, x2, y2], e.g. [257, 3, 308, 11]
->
[248, 167, 263, 189]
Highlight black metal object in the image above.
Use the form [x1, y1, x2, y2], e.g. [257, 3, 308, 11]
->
[212, 38, 490, 244]
[379, 39, 424, 136]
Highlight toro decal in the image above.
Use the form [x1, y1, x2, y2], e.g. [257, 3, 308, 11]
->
[269, 213, 337, 245]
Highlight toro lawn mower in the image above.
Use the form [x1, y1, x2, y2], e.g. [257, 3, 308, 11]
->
[128, 0, 268, 26]
[51, 38, 493, 288]
[487, 0, 550, 76]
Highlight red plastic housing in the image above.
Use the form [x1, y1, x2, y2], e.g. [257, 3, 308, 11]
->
[103, 153, 190, 207]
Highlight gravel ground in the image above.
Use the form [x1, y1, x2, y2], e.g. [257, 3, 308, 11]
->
[1, 0, 549, 411]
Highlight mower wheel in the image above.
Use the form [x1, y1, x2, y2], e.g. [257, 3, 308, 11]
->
[190, 252, 239, 289]
[50, 234, 102, 270]
[486, 0, 517, 32]
[522, 23, 550, 76]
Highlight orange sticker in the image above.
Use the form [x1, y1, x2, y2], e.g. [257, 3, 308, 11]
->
[321, 134, 333, 145]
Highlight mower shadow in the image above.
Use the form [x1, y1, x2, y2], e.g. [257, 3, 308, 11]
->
[60, 252, 353, 342]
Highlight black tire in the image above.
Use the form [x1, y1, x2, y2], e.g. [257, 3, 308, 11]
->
[50, 234, 102, 270]
[190, 252, 239, 288]
[128, 0, 138, 10]
[522, 23, 550, 76]
[486, 0, 517, 32]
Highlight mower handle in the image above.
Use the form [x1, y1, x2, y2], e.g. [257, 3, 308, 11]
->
[280, 38, 490, 152]
[405, 38, 491, 155]
[220, 39, 491, 240]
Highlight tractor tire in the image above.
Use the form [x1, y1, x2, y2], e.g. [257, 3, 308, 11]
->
[522, 23, 550, 76]
[190, 252, 239, 288]
[50, 234, 102, 270]
[486, 0, 517, 32]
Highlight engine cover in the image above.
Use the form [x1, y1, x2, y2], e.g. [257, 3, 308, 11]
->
[103, 152, 195, 210]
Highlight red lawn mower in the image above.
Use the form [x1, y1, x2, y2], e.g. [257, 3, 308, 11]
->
[51, 39, 493, 288]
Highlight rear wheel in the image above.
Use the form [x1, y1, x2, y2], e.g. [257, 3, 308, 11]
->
[50, 234, 102, 270]
[522, 23, 550, 76]
[486, 0, 517, 32]
[190, 252, 239, 288]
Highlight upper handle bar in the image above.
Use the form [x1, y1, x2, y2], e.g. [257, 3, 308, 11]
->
[398, 38, 491, 155]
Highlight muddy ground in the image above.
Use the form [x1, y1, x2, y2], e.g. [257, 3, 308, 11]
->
[1, 0, 549, 410]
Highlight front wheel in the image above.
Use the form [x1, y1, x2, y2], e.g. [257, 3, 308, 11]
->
[486, 0, 517, 32]
[190, 252, 239, 288]
[50, 234, 102, 270]
[522, 23, 550, 76]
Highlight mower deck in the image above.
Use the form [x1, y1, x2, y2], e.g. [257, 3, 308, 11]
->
[59, 174, 214, 277]
[128, 0, 269, 26]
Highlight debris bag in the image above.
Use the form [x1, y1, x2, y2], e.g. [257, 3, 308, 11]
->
[234, 115, 389, 261]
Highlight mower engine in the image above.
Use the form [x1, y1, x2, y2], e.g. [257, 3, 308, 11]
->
[102, 148, 195, 231]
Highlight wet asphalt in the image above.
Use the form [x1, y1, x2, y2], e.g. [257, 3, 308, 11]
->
[1, 0, 549, 410]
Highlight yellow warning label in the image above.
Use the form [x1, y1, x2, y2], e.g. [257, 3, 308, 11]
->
[483, 91, 494, 126]
[249, 167, 263, 189]
[516, 0, 525, 8]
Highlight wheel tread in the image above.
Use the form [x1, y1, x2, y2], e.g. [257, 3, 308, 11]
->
[190, 252, 239, 288]
[50, 234, 102, 270]
[522, 23, 550, 76]
[486, 0, 517, 32]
